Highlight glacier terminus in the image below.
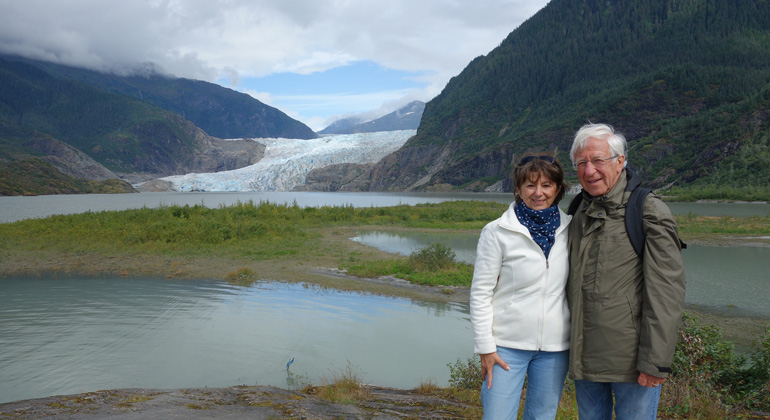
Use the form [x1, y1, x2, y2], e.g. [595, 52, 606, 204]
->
[161, 130, 415, 192]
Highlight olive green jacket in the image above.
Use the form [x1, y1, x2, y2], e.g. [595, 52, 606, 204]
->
[567, 170, 686, 382]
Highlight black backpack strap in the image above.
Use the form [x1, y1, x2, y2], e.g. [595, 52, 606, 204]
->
[567, 192, 584, 216]
[625, 187, 651, 258]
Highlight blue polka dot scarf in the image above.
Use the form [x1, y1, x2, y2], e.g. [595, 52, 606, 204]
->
[515, 201, 561, 258]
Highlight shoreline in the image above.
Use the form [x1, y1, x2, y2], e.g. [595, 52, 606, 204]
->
[0, 385, 475, 419]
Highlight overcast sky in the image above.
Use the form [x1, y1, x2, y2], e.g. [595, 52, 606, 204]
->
[0, 0, 550, 131]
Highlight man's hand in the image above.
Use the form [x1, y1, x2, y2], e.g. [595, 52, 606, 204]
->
[638, 372, 666, 388]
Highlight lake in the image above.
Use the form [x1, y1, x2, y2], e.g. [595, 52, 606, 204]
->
[1, 191, 769, 224]
[352, 231, 770, 319]
[0, 277, 471, 404]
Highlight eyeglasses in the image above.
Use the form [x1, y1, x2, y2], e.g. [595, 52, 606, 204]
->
[519, 155, 555, 165]
[572, 155, 620, 170]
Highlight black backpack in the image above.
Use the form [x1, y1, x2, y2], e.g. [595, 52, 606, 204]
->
[567, 177, 685, 257]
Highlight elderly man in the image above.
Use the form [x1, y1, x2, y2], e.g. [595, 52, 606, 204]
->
[566, 123, 686, 420]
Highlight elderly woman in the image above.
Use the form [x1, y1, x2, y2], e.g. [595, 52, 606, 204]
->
[470, 153, 571, 420]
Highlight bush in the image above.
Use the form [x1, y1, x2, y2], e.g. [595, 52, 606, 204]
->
[727, 327, 770, 411]
[663, 313, 770, 417]
[342, 242, 474, 287]
[447, 356, 482, 390]
[408, 243, 457, 271]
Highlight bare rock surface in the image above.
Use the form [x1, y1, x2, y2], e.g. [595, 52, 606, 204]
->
[0, 385, 473, 419]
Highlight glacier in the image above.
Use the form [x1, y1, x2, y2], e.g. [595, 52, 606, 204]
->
[161, 130, 415, 192]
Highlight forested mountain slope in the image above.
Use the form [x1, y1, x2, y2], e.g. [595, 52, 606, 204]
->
[359, 0, 770, 193]
[3, 55, 317, 140]
[0, 58, 264, 195]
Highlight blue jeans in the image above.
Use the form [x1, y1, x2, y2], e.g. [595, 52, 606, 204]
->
[574, 379, 661, 420]
[480, 347, 569, 420]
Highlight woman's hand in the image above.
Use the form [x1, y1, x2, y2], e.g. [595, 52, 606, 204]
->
[480, 352, 510, 389]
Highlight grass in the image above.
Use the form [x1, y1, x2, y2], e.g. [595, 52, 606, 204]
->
[0, 200, 505, 258]
[675, 214, 770, 235]
[665, 185, 770, 203]
[304, 362, 371, 404]
[3, 200, 767, 262]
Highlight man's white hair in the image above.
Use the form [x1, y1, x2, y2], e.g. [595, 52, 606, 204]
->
[570, 123, 627, 165]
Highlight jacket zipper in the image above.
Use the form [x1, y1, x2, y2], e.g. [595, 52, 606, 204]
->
[538, 253, 548, 350]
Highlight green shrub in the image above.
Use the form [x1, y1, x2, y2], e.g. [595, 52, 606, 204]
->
[343, 242, 474, 287]
[447, 356, 482, 390]
[726, 327, 770, 411]
[408, 243, 457, 271]
[665, 313, 770, 416]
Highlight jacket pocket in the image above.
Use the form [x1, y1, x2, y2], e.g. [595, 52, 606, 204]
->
[582, 296, 639, 376]
[626, 296, 641, 335]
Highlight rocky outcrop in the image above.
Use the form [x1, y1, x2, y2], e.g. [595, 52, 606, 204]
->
[336, 138, 513, 192]
[0, 385, 477, 419]
[293, 163, 372, 192]
[134, 179, 175, 192]
[20, 122, 264, 190]
[24, 135, 119, 181]
[108, 115, 265, 178]
[430, 145, 517, 191]
[132, 136, 265, 191]
[338, 143, 451, 191]
[187, 137, 265, 173]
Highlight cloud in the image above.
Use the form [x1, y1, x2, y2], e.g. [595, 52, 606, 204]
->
[0, 0, 550, 127]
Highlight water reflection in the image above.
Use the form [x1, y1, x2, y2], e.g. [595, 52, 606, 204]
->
[351, 231, 770, 319]
[0, 277, 472, 404]
[353, 231, 480, 265]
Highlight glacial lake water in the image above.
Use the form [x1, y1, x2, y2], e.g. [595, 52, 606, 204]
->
[0, 277, 471, 404]
[352, 231, 770, 319]
[0, 191, 768, 404]
[1, 191, 769, 224]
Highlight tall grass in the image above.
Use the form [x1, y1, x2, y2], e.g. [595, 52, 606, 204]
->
[305, 362, 372, 404]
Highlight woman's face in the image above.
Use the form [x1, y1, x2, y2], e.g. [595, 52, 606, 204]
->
[516, 173, 560, 210]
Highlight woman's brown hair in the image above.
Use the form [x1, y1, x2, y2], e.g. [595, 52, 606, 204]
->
[513, 152, 569, 205]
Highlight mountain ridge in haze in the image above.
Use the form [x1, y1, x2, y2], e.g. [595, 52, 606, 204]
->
[319, 101, 425, 135]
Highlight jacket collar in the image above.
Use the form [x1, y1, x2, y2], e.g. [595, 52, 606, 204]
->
[580, 169, 643, 218]
[580, 168, 641, 209]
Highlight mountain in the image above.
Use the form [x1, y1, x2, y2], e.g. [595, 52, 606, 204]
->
[319, 101, 425, 135]
[348, 0, 770, 192]
[0, 57, 266, 195]
[3, 55, 317, 140]
[317, 116, 367, 135]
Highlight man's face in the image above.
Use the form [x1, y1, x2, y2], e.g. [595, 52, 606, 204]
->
[574, 137, 625, 197]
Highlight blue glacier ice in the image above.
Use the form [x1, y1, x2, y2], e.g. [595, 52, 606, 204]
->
[161, 130, 415, 192]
